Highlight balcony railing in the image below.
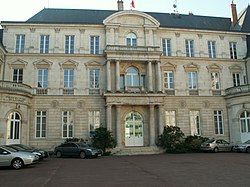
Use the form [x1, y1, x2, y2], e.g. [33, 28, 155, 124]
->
[0, 81, 32, 95]
[105, 45, 161, 52]
[225, 84, 250, 96]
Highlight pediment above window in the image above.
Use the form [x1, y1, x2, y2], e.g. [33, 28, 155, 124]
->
[85, 61, 103, 69]
[103, 10, 160, 28]
[59, 59, 79, 70]
[162, 62, 177, 71]
[206, 63, 222, 73]
[8, 59, 28, 69]
[33, 59, 53, 69]
[229, 64, 243, 73]
[183, 62, 200, 72]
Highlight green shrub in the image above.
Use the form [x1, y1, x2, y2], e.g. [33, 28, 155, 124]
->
[91, 127, 116, 155]
[184, 135, 209, 152]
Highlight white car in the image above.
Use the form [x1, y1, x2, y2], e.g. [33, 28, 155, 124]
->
[0, 146, 39, 169]
[233, 140, 250, 153]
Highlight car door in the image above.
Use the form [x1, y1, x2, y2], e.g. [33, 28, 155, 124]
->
[0, 148, 11, 166]
[215, 140, 223, 151]
[221, 140, 231, 151]
[63, 143, 78, 156]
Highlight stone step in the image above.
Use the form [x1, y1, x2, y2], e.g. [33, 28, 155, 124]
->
[111, 146, 165, 156]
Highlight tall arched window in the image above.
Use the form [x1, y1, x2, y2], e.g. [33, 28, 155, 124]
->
[126, 67, 139, 87]
[126, 33, 137, 46]
[240, 111, 250, 133]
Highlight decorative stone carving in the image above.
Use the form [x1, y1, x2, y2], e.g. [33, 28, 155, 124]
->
[51, 100, 59, 108]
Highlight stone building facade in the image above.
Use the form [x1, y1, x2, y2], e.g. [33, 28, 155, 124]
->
[0, 1, 250, 153]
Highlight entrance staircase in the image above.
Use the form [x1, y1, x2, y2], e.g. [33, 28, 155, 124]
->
[111, 146, 165, 156]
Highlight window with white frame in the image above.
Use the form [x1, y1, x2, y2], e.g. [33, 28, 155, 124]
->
[208, 41, 216, 58]
[240, 111, 250, 133]
[188, 72, 197, 89]
[162, 39, 171, 56]
[64, 69, 74, 88]
[165, 111, 176, 126]
[233, 73, 241, 87]
[90, 36, 100, 54]
[13, 69, 23, 83]
[36, 111, 46, 138]
[190, 110, 200, 135]
[65, 35, 75, 54]
[15, 34, 25, 53]
[38, 69, 48, 88]
[185, 39, 194, 57]
[211, 72, 220, 90]
[62, 111, 74, 138]
[164, 71, 174, 89]
[214, 110, 224, 135]
[229, 42, 237, 59]
[126, 33, 137, 46]
[89, 111, 100, 137]
[40, 35, 49, 54]
[126, 67, 139, 87]
[89, 69, 100, 94]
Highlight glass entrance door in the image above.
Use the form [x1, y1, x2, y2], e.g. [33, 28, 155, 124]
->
[125, 112, 143, 146]
[6, 112, 21, 145]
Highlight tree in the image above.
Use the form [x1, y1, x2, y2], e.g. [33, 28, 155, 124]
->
[92, 127, 116, 155]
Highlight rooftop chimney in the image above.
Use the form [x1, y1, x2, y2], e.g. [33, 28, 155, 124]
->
[231, 1, 238, 26]
[117, 0, 124, 11]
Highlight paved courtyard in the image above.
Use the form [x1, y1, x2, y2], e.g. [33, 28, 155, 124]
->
[0, 153, 250, 187]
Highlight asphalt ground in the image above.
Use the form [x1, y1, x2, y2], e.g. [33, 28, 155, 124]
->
[0, 153, 250, 187]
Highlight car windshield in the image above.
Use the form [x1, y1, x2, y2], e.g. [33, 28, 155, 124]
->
[17, 144, 32, 150]
[205, 139, 215, 143]
[10, 145, 25, 151]
[2, 146, 18, 152]
[76, 142, 88, 147]
[244, 140, 250, 144]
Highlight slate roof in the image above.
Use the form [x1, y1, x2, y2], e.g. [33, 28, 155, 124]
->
[23, 8, 233, 32]
[0, 29, 3, 44]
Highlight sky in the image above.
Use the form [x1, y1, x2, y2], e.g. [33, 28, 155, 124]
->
[0, 0, 250, 22]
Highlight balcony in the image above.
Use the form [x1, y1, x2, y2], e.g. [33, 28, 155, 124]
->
[0, 81, 32, 95]
[225, 84, 250, 96]
[105, 45, 162, 61]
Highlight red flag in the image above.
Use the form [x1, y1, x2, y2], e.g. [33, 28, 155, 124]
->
[131, 0, 135, 8]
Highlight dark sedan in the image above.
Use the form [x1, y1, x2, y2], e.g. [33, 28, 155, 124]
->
[54, 142, 103, 159]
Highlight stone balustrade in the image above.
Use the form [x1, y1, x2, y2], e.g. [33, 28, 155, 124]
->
[225, 84, 250, 96]
[0, 81, 33, 95]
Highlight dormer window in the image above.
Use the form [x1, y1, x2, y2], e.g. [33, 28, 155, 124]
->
[126, 33, 137, 46]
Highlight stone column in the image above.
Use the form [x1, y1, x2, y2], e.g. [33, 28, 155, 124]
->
[106, 60, 111, 92]
[116, 105, 122, 147]
[158, 105, 163, 136]
[106, 104, 112, 131]
[149, 105, 155, 146]
[156, 61, 162, 92]
[116, 61, 120, 92]
[148, 61, 153, 92]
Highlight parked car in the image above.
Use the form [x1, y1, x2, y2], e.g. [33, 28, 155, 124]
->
[5, 144, 44, 160]
[54, 142, 103, 159]
[0, 146, 39, 169]
[233, 140, 250, 153]
[200, 139, 233, 153]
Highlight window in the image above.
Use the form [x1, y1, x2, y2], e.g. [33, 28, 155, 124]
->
[89, 69, 100, 94]
[15, 34, 25, 53]
[185, 40, 194, 57]
[13, 69, 23, 83]
[165, 111, 176, 126]
[62, 111, 73, 138]
[36, 111, 46, 138]
[89, 111, 100, 137]
[65, 35, 75, 54]
[162, 39, 171, 56]
[126, 33, 137, 46]
[190, 111, 200, 135]
[126, 67, 139, 87]
[208, 41, 216, 58]
[211, 72, 220, 90]
[164, 71, 174, 89]
[229, 42, 237, 59]
[40, 35, 49, 54]
[141, 75, 145, 88]
[240, 111, 250, 133]
[214, 111, 224, 135]
[188, 72, 197, 89]
[120, 75, 125, 91]
[64, 69, 74, 88]
[38, 69, 48, 88]
[233, 73, 241, 87]
[90, 36, 100, 54]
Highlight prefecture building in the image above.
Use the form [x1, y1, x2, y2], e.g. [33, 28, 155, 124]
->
[0, 1, 250, 154]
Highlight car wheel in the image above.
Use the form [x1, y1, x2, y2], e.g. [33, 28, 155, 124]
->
[56, 151, 62, 158]
[12, 158, 24, 169]
[80, 151, 86, 159]
[246, 147, 250, 153]
[214, 147, 219, 153]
